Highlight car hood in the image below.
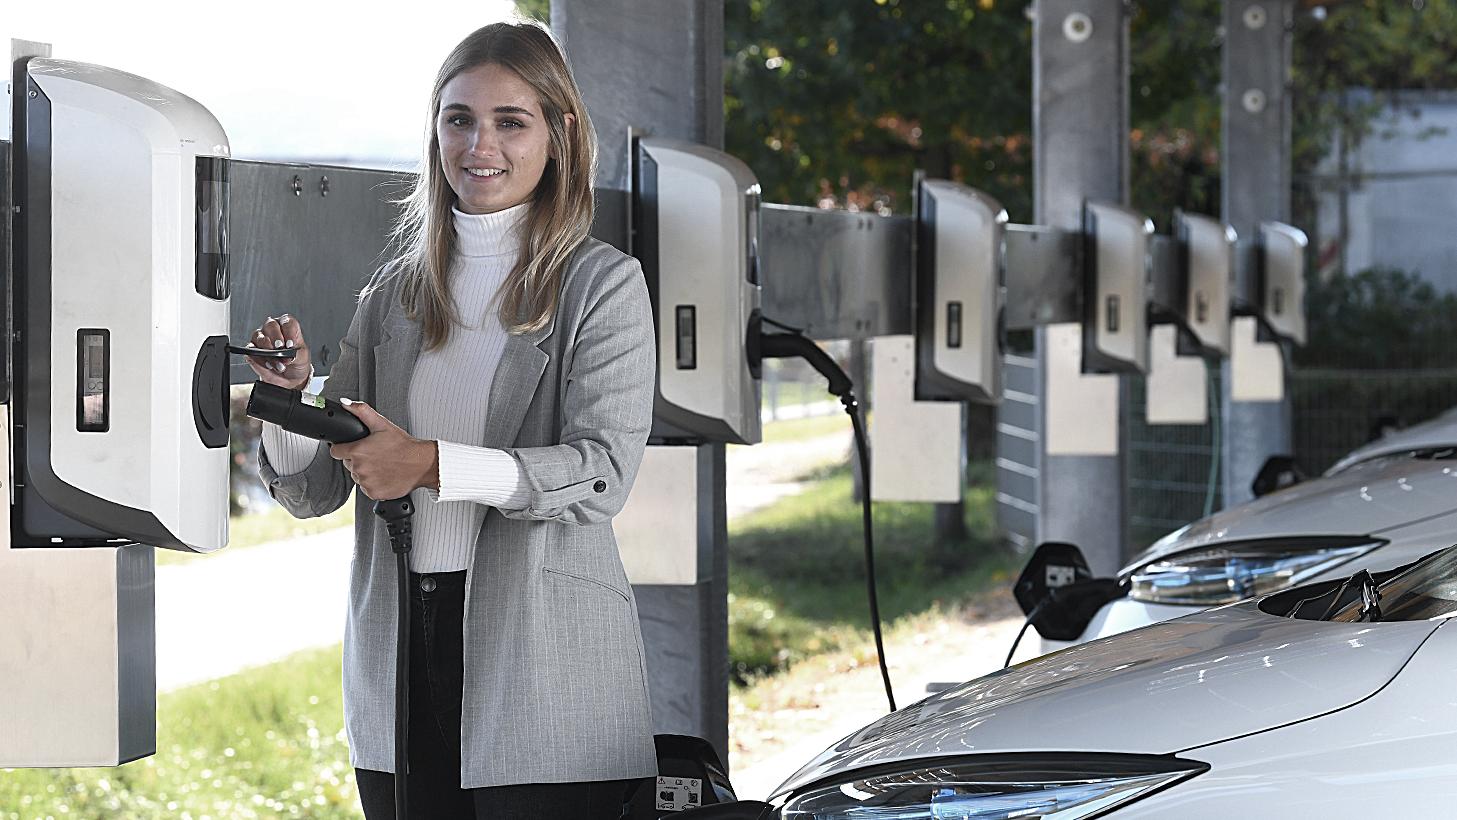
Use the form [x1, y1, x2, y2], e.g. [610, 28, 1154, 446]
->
[772, 604, 1437, 800]
[1121, 454, 1457, 575]
[1327, 408, 1457, 475]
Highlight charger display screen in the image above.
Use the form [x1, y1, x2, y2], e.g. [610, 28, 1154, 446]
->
[77, 329, 109, 432]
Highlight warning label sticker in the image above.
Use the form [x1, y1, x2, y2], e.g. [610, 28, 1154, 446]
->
[655, 776, 703, 812]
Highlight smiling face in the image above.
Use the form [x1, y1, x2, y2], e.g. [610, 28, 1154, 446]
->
[436, 63, 557, 215]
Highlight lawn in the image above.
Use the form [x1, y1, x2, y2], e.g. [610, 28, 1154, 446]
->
[727, 460, 1014, 683]
[0, 646, 356, 819]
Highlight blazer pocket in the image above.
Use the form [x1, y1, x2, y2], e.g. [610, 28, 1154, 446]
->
[542, 566, 630, 604]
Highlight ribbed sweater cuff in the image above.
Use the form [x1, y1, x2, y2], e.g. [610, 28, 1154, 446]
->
[435, 441, 529, 509]
[261, 422, 324, 475]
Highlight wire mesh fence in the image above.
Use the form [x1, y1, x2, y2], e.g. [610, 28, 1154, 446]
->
[1125, 367, 1457, 553]
[1124, 370, 1223, 552]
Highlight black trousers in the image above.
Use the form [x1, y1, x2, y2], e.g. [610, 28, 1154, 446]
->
[355, 570, 649, 820]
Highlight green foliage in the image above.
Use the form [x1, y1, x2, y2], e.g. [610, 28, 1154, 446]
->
[1297, 267, 1457, 370]
[728, 461, 1013, 682]
[515, 0, 549, 24]
[1128, 0, 1223, 228]
[1293, 0, 1457, 176]
[0, 647, 356, 819]
[725, 0, 1033, 218]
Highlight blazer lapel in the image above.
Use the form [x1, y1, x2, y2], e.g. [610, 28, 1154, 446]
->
[481, 314, 554, 450]
[373, 304, 423, 433]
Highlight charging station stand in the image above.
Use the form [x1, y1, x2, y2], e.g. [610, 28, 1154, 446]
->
[0, 407, 158, 767]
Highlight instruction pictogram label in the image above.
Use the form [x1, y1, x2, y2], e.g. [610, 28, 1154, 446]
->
[655, 775, 703, 812]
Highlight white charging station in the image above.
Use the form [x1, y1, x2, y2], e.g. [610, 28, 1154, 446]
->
[913, 179, 1005, 403]
[1179, 212, 1236, 357]
[3, 52, 230, 767]
[14, 57, 232, 553]
[1258, 221, 1308, 345]
[1082, 200, 1154, 374]
[632, 136, 763, 446]
[1144, 212, 1235, 426]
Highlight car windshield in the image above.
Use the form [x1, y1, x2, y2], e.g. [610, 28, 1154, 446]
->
[1330, 546, 1457, 622]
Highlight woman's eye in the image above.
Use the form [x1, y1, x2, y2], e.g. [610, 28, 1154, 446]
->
[499, 119, 524, 129]
[447, 115, 471, 127]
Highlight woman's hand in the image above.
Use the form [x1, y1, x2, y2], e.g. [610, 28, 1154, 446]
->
[246, 313, 313, 390]
[329, 400, 440, 500]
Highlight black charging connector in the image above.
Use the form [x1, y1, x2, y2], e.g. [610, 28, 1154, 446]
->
[245, 380, 414, 817]
[754, 327, 896, 714]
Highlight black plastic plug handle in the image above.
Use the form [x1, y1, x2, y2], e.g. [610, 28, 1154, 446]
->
[245, 380, 368, 444]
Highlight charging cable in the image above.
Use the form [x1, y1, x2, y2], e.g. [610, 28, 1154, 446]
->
[245, 380, 415, 818]
[757, 331, 896, 713]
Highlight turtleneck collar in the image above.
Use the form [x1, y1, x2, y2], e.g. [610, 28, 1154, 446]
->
[452, 201, 529, 258]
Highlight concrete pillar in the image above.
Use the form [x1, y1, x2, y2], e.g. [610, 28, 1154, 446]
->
[1031, 0, 1132, 576]
[1221, 0, 1294, 507]
[553, 0, 732, 766]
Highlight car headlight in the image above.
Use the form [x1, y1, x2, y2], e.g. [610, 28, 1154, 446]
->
[1128, 540, 1378, 606]
[780, 755, 1206, 820]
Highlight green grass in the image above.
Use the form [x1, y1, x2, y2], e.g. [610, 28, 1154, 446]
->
[0, 646, 357, 819]
[727, 460, 1014, 684]
[158, 503, 355, 566]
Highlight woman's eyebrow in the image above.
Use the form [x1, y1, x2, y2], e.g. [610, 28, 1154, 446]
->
[492, 105, 535, 118]
[441, 102, 536, 117]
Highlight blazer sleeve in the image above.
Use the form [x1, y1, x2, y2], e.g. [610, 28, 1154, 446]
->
[256, 301, 365, 519]
[497, 254, 656, 526]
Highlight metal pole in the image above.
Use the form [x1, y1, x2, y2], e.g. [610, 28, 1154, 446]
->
[1030, 0, 1132, 576]
[1221, 0, 1294, 507]
[553, 0, 731, 765]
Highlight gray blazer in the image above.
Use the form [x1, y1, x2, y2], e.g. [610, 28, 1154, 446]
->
[259, 237, 659, 788]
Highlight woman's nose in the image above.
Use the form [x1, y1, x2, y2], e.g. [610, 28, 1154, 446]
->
[467, 125, 498, 156]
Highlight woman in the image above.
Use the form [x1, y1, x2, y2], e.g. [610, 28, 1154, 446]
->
[248, 21, 657, 819]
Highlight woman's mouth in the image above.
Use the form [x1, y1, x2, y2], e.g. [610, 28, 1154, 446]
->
[466, 167, 506, 179]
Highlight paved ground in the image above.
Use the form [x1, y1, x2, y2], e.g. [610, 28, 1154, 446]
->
[156, 527, 353, 691]
[728, 597, 1034, 801]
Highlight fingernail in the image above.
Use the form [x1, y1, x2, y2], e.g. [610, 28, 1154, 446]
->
[280, 316, 291, 324]
[285, 340, 295, 348]
[273, 339, 284, 349]
[340, 397, 354, 405]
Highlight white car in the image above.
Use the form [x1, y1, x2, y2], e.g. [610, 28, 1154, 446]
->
[756, 546, 1457, 818]
[1041, 408, 1457, 652]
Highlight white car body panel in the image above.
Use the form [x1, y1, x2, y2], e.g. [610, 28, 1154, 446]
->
[1327, 406, 1457, 475]
[773, 603, 1437, 799]
[1117, 619, 1457, 817]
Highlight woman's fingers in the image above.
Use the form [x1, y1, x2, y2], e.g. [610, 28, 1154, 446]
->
[277, 313, 306, 348]
[246, 313, 311, 385]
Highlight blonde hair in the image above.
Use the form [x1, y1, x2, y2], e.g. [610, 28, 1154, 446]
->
[370, 20, 597, 348]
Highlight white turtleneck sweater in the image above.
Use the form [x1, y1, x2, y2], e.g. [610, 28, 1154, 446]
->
[261, 203, 532, 572]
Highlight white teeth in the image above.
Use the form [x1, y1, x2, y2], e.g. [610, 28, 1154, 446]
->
[467, 168, 505, 177]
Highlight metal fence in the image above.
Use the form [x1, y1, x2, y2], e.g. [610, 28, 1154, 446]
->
[1125, 370, 1224, 552]
[1126, 367, 1457, 553]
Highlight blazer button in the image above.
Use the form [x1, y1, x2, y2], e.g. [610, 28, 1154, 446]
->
[593, 480, 607, 493]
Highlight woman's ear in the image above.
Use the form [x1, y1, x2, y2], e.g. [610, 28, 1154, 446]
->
[551, 112, 577, 161]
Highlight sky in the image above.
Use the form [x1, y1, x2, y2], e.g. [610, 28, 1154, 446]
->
[4, 0, 520, 167]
